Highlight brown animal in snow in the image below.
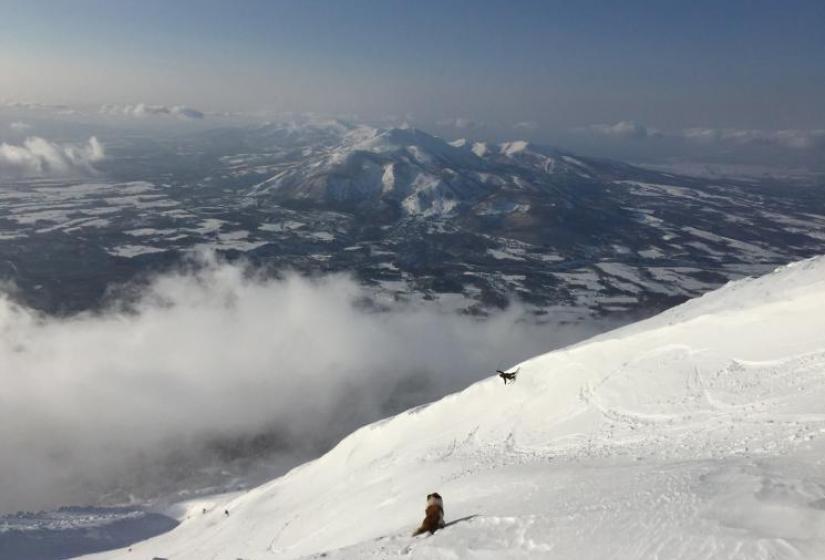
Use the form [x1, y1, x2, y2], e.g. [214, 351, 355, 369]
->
[413, 492, 445, 536]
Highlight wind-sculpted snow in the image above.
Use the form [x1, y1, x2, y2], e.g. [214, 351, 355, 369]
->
[82, 256, 825, 560]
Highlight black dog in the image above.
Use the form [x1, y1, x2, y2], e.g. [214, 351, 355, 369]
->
[497, 368, 519, 385]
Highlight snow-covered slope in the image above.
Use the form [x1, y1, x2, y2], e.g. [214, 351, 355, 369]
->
[84, 256, 825, 560]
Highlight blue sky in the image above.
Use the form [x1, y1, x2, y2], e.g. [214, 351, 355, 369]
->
[1, 0, 824, 131]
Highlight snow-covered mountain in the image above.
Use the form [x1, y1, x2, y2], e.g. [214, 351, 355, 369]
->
[247, 126, 490, 216]
[82, 255, 825, 560]
[245, 124, 619, 217]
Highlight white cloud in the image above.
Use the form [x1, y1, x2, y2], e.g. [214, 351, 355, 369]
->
[9, 121, 32, 131]
[577, 121, 825, 152]
[0, 136, 104, 177]
[680, 127, 722, 143]
[773, 129, 825, 149]
[583, 120, 660, 139]
[0, 253, 610, 514]
[682, 127, 825, 149]
[100, 103, 205, 120]
[1, 101, 71, 111]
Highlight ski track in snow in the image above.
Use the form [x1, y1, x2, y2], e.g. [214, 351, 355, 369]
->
[81, 257, 825, 560]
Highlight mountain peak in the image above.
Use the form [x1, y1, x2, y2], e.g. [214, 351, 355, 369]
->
[499, 139, 531, 156]
[346, 127, 483, 167]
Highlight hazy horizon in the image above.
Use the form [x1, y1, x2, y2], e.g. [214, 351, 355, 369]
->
[2, 0, 824, 170]
[1, 1, 823, 126]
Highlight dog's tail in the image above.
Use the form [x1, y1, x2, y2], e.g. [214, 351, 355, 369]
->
[412, 525, 428, 537]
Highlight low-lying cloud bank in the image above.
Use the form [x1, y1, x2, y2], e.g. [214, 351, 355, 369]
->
[100, 103, 205, 120]
[681, 127, 825, 150]
[580, 121, 825, 150]
[0, 255, 610, 514]
[0, 136, 104, 177]
[582, 121, 662, 140]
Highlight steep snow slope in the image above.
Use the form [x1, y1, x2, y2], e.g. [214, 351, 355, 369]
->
[84, 256, 825, 560]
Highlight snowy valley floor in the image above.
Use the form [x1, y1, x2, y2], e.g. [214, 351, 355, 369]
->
[82, 257, 825, 560]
